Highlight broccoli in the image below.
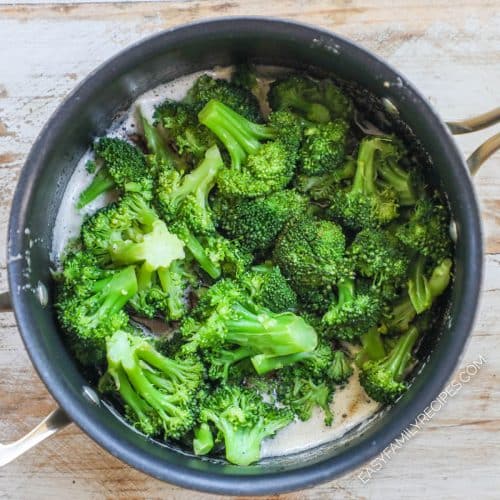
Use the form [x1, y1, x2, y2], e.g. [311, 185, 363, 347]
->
[273, 214, 349, 294]
[214, 190, 307, 253]
[354, 327, 386, 368]
[156, 144, 224, 234]
[240, 263, 297, 313]
[359, 325, 420, 403]
[99, 330, 203, 438]
[277, 364, 334, 425]
[383, 292, 416, 333]
[77, 137, 152, 209]
[193, 423, 215, 456]
[329, 137, 399, 230]
[408, 255, 452, 314]
[299, 120, 349, 176]
[198, 99, 301, 197]
[55, 252, 138, 365]
[322, 278, 382, 341]
[185, 74, 262, 122]
[269, 75, 352, 123]
[349, 228, 410, 290]
[199, 385, 293, 465]
[328, 350, 354, 384]
[396, 196, 453, 262]
[231, 64, 259, 93]
[153, 99, 216, 165]
[181, 279, 318, 373]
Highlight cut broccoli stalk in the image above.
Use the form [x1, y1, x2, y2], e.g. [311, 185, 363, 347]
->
[193, 423, 214, 455]
[76, 168, 116, 209]
[355, 327, 386, 368]
[359, 325, 419, 403]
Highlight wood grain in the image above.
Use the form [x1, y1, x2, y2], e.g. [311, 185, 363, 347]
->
[0, 1, 499, 498]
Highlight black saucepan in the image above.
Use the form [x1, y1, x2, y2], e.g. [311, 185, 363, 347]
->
[2, 17, 498, 496]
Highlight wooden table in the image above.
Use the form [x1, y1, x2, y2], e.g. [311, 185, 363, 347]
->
[1, 1, 499, 498]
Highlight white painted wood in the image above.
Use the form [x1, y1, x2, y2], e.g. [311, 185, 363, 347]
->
[0, 1, 499, 497]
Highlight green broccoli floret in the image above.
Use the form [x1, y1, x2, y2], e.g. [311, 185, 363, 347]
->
[322, 278, 382, 341]
[99, 330, 203, 438]
[269, 75, 352, 123]
[199, 385, 293, 465]
[153, 99, 216, 165]
[408, 255, 452, 314]
[277, 363, 334, 425]
[328, 350, 354, 384]
[273, 214, 349, 294]
[299, 120, 348, 176]
[396, 196, 453, 262]
[77, 137, 152, 209]
[349, 228, 410, 290]
[156, 144, 224, 234]
[185, 74, 262, 122]
[371, 136, 418, 206]
[359, 325, 420, 403]
[240, 263, 297, 312]
[329, 137, 399, 230]
[214, 190, 307, 253]
[55, 252, 138, 366]
[198, 100, 300, 197]
[181, 279, 318, 372]
[296, 156, 356, 201]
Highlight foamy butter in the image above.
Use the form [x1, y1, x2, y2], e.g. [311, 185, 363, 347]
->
[52, 66, 381, 458]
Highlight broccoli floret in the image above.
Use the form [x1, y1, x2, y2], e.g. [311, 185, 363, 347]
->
[359, 325, 420, 403]
[296, 156, 356, 201]
[156, 144, 224, 234]
[273, 214, 349, 293]
[396, 196, 453, 262]
[215, 190, 307, 253]
[240, 263, 297, 312]
[328, 351, 353, 384]
[349, 228, 410, 290]
[181, 279, 318, 371]
[322, 278, 382, 341]
[231, 64, 259, 93]
[99, 330, 203, 438]
[329, 137, 399, 230]
[277, 364, 334, 425]
[198, 100, 300, 197]
[408, 255, 452, 314]
[55, 252, 138, 366]
[185, 74, 262, 122]
[153, 99, 216, 165]
[77, 138, 152, 209]
[199, 385, 293, 465]
[269, 75, 352, 123]
[299, 120, 348, 176]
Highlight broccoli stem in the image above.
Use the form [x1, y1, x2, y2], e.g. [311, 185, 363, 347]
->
[355, 327, 386, 368]
[193, 423, 214, 455]
[383, 326, 419, 381]
[76, 168, 116, 209]
[251, 350, 310, 375]
[378, 161, 416, 206]
[352, 139, 378, 195]
[181, 229, 220, 279]
[157, 262, 186, 320]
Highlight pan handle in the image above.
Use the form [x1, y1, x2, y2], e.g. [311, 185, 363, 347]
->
[0, 291, 71, 467]
[446, 106, 500, 175]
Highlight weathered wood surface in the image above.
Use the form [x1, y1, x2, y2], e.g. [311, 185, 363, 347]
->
[0, 1, 499, 498]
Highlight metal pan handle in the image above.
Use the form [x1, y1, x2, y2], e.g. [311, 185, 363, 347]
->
[0, 291, 71, 467]
[446, 106, 500, 174]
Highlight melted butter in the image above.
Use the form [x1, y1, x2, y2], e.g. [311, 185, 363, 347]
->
[52, 66, 380, 458]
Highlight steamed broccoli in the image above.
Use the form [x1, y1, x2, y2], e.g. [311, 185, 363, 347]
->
[55, 252, 138, 365]
[328, 350, 354, 384]
[355, 327, 386, 368]
[199, 100, 301, 197]
[329, 137, 399, 230]
[214, 190, 307, 253]
[77, 137, 152, 209]
[359, 325, 420, 403]
[199, 385, 293, 465]
[185, 74, 262, 122]
[99, 330, 204, 438]
[269, 75, 352, 122]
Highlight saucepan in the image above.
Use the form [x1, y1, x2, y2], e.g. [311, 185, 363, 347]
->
[1, 18, 498, 495]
